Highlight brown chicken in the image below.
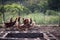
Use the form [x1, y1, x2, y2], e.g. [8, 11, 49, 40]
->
[22, 18, 33, 29]
[22, 18, 35, 29]
[15, 17, 34, 31]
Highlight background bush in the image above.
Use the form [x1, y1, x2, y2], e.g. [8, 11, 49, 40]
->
[0, 0, 60, 25]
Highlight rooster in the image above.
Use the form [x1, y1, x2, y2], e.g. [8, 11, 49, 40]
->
[23, 18, 32, 25]
[15, 17, 35, 31]
[23, 18, 35, 29]
[3, 18, 17, 28]
[22, 18, 33, 29]
[15, 16, 22, 30]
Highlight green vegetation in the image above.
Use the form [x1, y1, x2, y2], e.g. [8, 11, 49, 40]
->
[21, 13, 59, 24]
[0, 12, 59, 24]
[0, 0, 60, 25]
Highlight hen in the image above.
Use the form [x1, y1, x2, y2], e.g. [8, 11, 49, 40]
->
[3, 18, 17, 28]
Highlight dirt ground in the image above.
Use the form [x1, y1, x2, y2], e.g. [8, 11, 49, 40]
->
[36, 26, 60, 40]
[0, 25, 60, 40]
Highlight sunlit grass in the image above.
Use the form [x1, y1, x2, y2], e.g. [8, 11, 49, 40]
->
[0, 13, 59, 24]
[21, 13, 59, 24]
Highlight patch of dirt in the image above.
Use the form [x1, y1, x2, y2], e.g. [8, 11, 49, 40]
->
[0, 25, 60, 40]
[38, 26, 60, 40]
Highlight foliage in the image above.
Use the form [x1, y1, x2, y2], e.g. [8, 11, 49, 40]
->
[0, 13, 2, 23]
[4, 3, 24, 11]
[21, 13, 59, 24]
[45, 10, 58, 15]
[48, 0, 60, 11]
[0, 0, 60, 25]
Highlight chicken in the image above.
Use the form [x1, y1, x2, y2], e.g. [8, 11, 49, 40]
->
[3, 18, 17, 28]
[22, 18, 33, 29]
[23, 18, 35, 29]
[15, 17, 35, 31]
[23, 18, 32, 25]
[15, 16, 21, 29]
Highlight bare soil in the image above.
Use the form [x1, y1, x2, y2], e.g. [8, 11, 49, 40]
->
[0, 25, 60, 40]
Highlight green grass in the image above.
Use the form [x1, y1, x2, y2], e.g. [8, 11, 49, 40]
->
[21, 13, 59, 24]
[0, 13, 59, 25]
[0, 15, 2, 23]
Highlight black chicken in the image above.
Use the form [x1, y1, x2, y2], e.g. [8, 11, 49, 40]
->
[3, 18, 17, 28]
